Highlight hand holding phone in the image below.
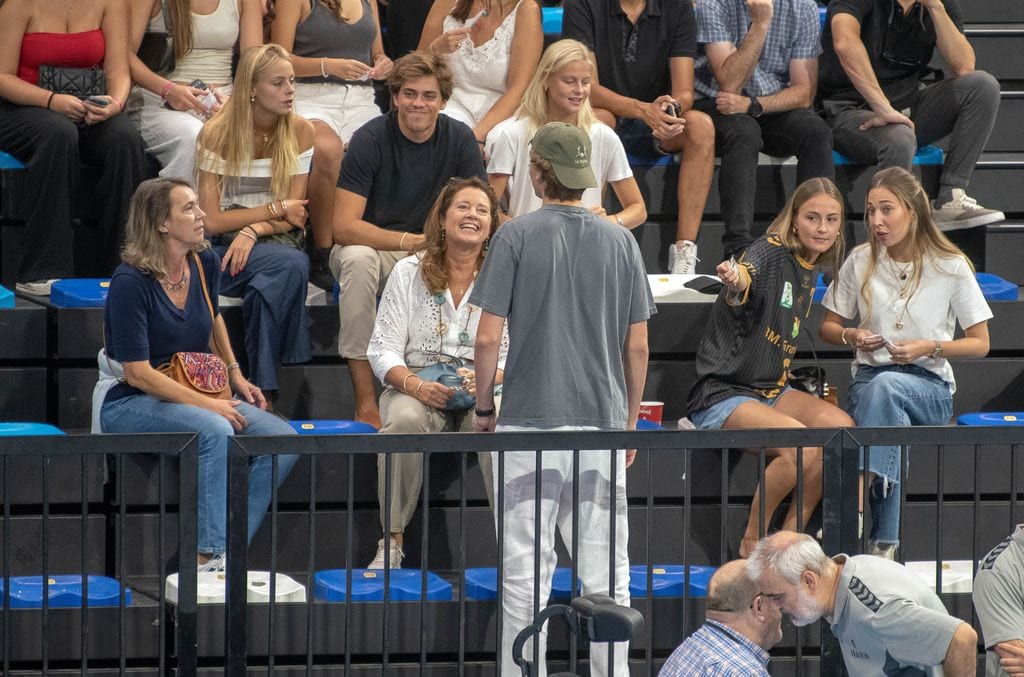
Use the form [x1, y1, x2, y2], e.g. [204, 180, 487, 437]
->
[84, 95, 111, 107]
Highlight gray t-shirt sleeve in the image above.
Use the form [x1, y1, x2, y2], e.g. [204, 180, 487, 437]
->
[870, 597, 963, 668]
[469, 230, 517, 318]
[627, 238, 656, 324]
[975, 565, 1024, 649]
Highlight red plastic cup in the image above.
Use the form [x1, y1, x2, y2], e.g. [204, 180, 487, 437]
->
[638, 401, 664, 425]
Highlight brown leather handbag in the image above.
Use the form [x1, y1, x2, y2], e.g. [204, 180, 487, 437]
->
[156, 252, 232, 399]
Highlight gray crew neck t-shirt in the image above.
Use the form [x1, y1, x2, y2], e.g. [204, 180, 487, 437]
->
[829, 554, 963, 676]
[974, 525, 1024, 676]
[469, 204, 655, 429]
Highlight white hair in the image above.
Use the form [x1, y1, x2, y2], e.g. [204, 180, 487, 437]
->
[746, 533, 832, 585]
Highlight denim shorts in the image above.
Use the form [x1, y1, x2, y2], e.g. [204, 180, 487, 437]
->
[689, 386, 792, 430]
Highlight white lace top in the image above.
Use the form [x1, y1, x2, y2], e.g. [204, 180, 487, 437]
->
[367, 254, 509, 383]
[440, 0, 523, 128]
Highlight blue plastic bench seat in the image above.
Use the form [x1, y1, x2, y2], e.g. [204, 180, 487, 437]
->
[464, 566, 582, 601]
[50, 279, 110, 308]
[0, 575, 131, 608]
[976, 272, 1017, 301]
[0, 151, 25, 170]
[542, 6, 562, 35]
[0, 285, 13, 309]
[957, 412, 1024, 426]
[288, 419, 378, 434]
[630, 145, 944, 170]
[0, 422, 64, 436]
[628, 564, 716, 598]
[314, 569, 452, 602]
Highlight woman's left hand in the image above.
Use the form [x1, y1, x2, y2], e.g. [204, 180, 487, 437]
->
[231, 371, 267, 410]
[456, 367, 476, 397]
[887, 339, 931, 364]
[369, 54, 394, 81]
[222, 231, 256, 276]
[82, 97, 119, 125]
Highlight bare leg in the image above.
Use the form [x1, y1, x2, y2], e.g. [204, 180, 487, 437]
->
[661, 109, 715, 243]
[309, 121, 344, 249]
[349, 359, 382, 429]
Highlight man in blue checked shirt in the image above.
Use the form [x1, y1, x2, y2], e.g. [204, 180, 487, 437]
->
[693, 0, 835, 261]
[660, 559, 782, 676]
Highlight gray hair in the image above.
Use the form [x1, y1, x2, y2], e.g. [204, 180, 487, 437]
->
[746, 532, 832, 585]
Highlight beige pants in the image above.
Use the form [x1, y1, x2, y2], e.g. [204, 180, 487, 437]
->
[377, 386, 496, 533]
[329, 245, 405, 359]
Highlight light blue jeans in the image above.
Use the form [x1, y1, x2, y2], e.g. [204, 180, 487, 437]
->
[847, 364, 953, 545]
[101, 394, 299, 555]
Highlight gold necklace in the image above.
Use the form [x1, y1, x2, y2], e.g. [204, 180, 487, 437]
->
[163, 268, 189, 292]
[886, 255, 913, 331]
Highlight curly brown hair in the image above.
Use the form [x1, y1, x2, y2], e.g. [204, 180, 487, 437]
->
[418, 177, 501, 294]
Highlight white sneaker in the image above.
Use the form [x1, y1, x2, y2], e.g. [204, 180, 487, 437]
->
[867, 540, 897, 560]
[15, 279, 59, 296]
[366, 537, 404, 569]
[932, 189, 1004, 231]
[197, 553, 227, 573]
[668, 241, 698, 274]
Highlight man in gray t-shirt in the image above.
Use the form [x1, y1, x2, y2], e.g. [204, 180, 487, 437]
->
[975, 525, 1024, 676]
[748, 531, 977, 676]
[470, 122, 654, 677]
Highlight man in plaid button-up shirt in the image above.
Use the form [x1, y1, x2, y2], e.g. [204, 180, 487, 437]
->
[693, 0, 835, 261]
[660, 559, 782, 676]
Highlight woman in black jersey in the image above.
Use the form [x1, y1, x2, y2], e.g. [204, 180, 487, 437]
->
[687, 178, 854, 557]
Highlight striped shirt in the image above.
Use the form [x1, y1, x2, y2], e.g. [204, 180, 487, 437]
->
[694, 0, 822, 98]
[660, 620, 771, 676]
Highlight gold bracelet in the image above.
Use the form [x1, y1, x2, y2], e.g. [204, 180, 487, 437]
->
[279, 199, 287, 215]
[841, 328, 850, 346]
[268, 201, 279, 218]
[415, 380, 425, 396]
[238, 228, 258, 243]
[400, 232, 409, 251]
[226, 362, 240, 372]
[401, 373, 418, 393]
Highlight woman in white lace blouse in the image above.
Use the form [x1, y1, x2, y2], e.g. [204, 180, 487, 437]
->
[418, 0, 542, 147]
[365, 176, 508, 570]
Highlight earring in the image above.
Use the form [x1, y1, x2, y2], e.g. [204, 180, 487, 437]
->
[483, 237, 490, 251]
[439, 228, 446, 243]
[250, 93, 255, 102]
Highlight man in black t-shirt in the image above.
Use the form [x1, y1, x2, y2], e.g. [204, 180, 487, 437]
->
[563, 0, 716, 275]
[818, 0, 1003, 230]
[329, 52, 485, 427]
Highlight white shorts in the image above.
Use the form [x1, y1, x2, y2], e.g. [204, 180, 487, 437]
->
[293, 81, 382, 144]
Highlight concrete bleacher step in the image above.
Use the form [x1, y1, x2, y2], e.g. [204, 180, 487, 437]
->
[954, 24, 1024, 81]
[989, 90, 1024, 152]
[963, 0, 1024, 23]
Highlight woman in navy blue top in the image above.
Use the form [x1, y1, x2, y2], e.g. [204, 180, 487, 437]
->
[94, 177, 297, 572]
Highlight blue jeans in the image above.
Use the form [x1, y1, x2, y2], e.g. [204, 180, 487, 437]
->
[847, 365, 952, 545]
[101, 394, 299, 554]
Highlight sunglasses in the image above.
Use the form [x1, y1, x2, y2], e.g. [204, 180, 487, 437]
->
[879, 0, 932, 69]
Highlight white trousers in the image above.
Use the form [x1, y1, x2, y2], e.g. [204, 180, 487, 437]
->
[493, 425, 630, 677]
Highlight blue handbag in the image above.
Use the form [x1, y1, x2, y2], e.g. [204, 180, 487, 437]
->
[416, 354, 475, 412]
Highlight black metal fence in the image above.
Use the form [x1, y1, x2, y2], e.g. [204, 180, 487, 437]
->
[2, 426, 1022, 675]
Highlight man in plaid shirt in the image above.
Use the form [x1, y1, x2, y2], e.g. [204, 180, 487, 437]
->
[660, 559, 782, 676]
[693, 0, 834, 260]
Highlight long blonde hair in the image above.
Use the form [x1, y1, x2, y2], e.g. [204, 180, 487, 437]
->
[856, 167, 971, 323]
[766, 177, 846, 277]
[418, 178, 501, 294]
[197, 44, 300, 200]
[122, 178, 210, 280]
[517, 39, 598, 138]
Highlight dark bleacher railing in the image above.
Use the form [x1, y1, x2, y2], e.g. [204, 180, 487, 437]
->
[0, 432, 199, 675]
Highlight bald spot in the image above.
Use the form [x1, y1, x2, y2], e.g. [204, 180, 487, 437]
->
[707, 560, 759, 614]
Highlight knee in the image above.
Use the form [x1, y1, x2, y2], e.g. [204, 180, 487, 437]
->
[682, 110, 715, 153]
[955, 70, 1000, 104]
[313, 131, 344, 173]
[798, 117, 833, 149]
[381, 405, 432, 433]
[716, 115, 761, 152]
[42, 117, 80, 152]
[332, 245, 378, 280]
[878, 130, 916, 167]
[197, 416, 235, 450]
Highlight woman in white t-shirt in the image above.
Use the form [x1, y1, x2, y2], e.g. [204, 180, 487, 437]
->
[820, 167, 992, 559]
[485, 39, 646, 226]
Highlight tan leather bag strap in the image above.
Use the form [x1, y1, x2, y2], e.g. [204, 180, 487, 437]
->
[191, 251, 224, 357]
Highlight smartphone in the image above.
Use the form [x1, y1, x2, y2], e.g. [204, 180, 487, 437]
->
[188, 79, 209, 91]
[84, 95, 110, 106]
[867, 334, 898, 351]
[664, 101, 682, 118]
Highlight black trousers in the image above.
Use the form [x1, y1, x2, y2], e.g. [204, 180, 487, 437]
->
[0, 102, 147, 282]
[694, 99, 835, 259]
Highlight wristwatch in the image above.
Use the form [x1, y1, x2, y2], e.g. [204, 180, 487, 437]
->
[748, 95, 763, 118]
[474, 407, 496, 417]
[930, 341, 944, 359]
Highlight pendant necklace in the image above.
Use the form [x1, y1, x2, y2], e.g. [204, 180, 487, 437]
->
[163, 268, 189, 291]
[887, 255, 913, 331]
[433, 293, 475, 346]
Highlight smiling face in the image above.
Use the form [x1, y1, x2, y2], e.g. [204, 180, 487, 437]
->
[793, 192, 842, 264]
[393, 75, 444, 142]
[546, 59, 592, 121]
[160, 186, 206, 249]
[867, 187, 914, 259]
[251, 57, 296, 117]
[442, 187, 493, 251]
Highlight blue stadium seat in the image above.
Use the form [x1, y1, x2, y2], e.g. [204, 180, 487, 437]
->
[464, 566, 581, 600]
[50, 279, 111, 308]
[314, 568, 452, 601]
[833, 145, 944, 166]
[976, 272, 1017, 301]
[0, 422, 64, 436]
[0, 575, 131, 608]
[957, 412, 1024, 426]
[628, 564, 716, 598]
[288, 419, 378, 434]
[542, 6, 562, 36]
[0, 151, 24, 170]
[0, 284, 13, 308]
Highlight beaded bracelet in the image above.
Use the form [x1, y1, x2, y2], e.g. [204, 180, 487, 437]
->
[320, 57, 328, 78]
[160, 81, 174, 100]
